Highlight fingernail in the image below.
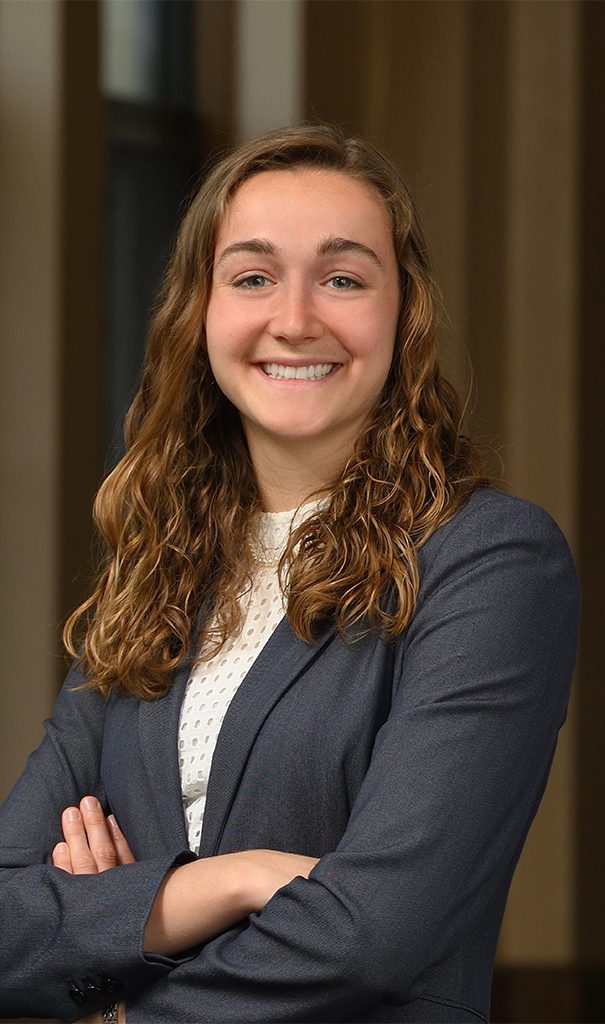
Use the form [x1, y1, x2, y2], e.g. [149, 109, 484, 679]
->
[108, 814, 119, 831]
[82, 797, 97, 812]
[65, 807, 80, 822]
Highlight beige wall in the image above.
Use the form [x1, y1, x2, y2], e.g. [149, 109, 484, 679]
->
[0, 0, 102, 804]
[496, 0, 579, 965]
[0, 0, 63, 799]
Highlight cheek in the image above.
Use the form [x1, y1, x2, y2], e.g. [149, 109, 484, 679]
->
[352, 308, 398, 363]
[365, 313, 398, 393]
[205, 307, 234, 371]
[204, 317, 231, 388]
[205, 297, 258, 359]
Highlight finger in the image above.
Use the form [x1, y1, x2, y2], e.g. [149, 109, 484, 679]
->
[61, 806, 98, 874]
[107, 814, 136, 865]
[79, 796, 119, 872]
[52, 841, 74, 873]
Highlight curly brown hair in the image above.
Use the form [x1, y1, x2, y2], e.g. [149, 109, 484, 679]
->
[64, 123, 487, 698]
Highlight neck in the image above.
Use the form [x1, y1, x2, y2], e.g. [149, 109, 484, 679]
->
[246, 434, 349, 512]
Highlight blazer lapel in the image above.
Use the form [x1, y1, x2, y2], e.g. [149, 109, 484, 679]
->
[137, 654, 191, 854]
[198, 617, 335, 857]
[137, 613, 334, 858]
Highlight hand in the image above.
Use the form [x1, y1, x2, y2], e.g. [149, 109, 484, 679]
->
[52, 800, 130, 1024]
[52, 796, 135, 874]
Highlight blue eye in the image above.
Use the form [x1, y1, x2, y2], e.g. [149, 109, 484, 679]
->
[233, 274, 271, 289]
[326, 275, 361, 290]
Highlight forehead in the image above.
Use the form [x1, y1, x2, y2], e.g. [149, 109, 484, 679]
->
[216, 167, 393, 247]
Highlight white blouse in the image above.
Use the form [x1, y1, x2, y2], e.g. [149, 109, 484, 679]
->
[178, 501, 321, 852]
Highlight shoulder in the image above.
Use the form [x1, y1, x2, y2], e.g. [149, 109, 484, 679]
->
[421, 485, 576, 571]
[399, 487, 580, 715]
[415, 485, 580, 622]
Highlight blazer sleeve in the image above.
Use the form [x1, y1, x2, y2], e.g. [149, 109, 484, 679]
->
[125, 494, 580, 1023]
[0, 661, 194, 1022]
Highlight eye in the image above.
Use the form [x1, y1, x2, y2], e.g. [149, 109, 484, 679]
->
[233, 274, 273, 289]
[325, 275, 362, 290]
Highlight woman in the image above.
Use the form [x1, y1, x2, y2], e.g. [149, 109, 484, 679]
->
[0, 124, 579, 1024]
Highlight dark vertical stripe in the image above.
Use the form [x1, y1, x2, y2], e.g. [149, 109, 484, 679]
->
[577, 0, 605, 1000]
[58, 0, 104, 686]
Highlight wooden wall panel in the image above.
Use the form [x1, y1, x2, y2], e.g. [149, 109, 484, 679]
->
[305, 0, 583, 979]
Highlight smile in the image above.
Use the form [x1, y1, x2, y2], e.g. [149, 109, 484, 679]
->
[261, 363, 338, 380]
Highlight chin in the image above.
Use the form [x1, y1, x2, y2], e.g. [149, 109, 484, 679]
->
[258, 420, 331, 442]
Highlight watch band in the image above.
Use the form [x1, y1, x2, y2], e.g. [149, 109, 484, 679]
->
[103, 1004, 119, 1024]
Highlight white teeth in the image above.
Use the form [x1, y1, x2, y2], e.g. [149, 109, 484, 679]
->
[261, 363, 336, 380]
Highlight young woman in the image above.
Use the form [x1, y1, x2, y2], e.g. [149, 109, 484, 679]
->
[0, 124, 579, 1024]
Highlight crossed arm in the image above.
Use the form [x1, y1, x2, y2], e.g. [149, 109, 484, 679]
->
[52, 797, 319, 1023]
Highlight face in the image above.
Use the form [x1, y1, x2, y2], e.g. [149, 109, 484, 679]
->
[205, 168, 401, 471]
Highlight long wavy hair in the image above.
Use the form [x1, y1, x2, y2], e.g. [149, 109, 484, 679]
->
[65, 123, 487, 698]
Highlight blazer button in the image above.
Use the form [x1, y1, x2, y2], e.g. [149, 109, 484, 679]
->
[99, 976, 121, 995]
[82, 976, 102, 1000]
[67, 981, 86, 1006]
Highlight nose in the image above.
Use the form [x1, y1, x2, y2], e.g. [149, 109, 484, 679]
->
[268, 280, 323, 345]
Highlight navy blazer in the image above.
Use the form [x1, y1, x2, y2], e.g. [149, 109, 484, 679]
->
[0, 488, 580, 1023]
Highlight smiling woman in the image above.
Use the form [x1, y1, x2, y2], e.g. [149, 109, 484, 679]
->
[0, 124, 579, 1024]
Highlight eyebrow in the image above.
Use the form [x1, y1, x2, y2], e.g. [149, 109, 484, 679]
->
[215, 235, 383, 269]
[216, 238, 276, 265]
[317, 235, 383, 268]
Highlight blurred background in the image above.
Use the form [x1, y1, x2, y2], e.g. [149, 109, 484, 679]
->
[0, 0, 603, 1020]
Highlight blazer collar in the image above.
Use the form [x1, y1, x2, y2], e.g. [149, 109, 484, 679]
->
[138, 615, 334, 857]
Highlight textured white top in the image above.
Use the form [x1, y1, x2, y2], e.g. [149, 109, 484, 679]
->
[178, 501, 321, 852]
